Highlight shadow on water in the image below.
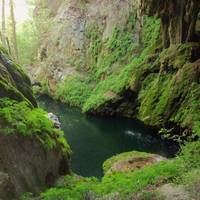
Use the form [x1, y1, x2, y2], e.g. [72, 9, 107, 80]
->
[38, 95, 178, 177]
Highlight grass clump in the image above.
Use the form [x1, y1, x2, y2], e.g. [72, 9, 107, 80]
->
[40, 175, 99, 200]
[85, 24, 103, 65]
[0, 98, 70, 153]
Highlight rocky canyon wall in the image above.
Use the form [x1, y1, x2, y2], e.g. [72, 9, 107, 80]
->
[32, 0, 200, 140]
[140, 0, 200, 47]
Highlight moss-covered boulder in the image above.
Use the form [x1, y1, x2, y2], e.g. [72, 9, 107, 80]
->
[103, 151, 166, 175]
[0, 50, 37, 107]
[0, 48, 71, 198]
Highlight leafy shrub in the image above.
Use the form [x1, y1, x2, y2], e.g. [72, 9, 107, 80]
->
[55, 75, 92, 107]
[180, 141, 200, 169]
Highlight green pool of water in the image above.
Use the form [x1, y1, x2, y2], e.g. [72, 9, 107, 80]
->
[38, 95, 177, 177]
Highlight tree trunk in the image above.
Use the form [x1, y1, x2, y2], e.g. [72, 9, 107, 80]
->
[9, 0, 18, 61]
[1, 0, 6, 47]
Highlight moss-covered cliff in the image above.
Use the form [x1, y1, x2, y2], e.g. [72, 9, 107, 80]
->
[0, 47, 37, 107]
[32, 0, 200, 141]
[0, 48, 70, 199]
[17, 0, 200, 199]
[140, 0, 200, 47]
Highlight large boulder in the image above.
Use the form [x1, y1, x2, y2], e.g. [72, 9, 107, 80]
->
[103, 151, 166, 175]
[0, 48, 71, 198]
[0, 133, 70, 197]
[0, 50, 37, 107]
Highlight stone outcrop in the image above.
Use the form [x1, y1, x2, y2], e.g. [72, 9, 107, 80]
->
[103, 151, 166, 175]
[0, 48, 70, 199]
[0, 51, 37, 107]
[31, 0, 140, 94]
[140, 0, 200, 47]
[32, 0, 200, 140]
[0, 133, 69, 198]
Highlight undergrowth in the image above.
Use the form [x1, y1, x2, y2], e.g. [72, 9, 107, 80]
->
[55, 75, 92, 107]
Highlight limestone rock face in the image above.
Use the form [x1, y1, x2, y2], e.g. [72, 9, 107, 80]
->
[140, 0, 200, 47]
[0, 133, 69, 198]
[32, 0, 200, 139]
[31, 0, 140, 94]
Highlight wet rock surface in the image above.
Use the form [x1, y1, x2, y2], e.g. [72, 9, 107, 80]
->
[0, 133, 69, 198]
[47, 112, 61, 129]
[0, 172, 17, 200]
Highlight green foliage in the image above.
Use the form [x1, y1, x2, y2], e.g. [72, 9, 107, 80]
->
[84, 12, 139, 79]
[176, 141, 200, 199]
[36, 139, 200, 200]
[179, 169, 200, 199]
[171, 81, 200, 137]
[82, 66, 123, 112]
[17, 19, 39, 65]
[97, 160, 181, 198]
[40, 175, 98, 200]
[141, 17, 161, 47]
[0, 98, 70, 153]
[17, 0, 52, 66]
[39, 158, 182, 200]
[136, 43, 200, 141]
[82, 46, 154, 112]
[55, 75, 92, 107]
[82, 16, 160, 112]
[180, 141, 200, 170]
[138, 74, 173, 125]
[95, 26, 138, 79]
[85, 25, 103, 63]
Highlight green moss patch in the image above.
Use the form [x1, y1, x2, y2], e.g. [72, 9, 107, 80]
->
[103, 151, 151, 174]
[55, 75, 92, 107]
[0, 98, 70, 153]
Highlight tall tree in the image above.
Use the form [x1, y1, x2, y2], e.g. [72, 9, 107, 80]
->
[9, 0, 18, 61]
[1, 0, 6, 46]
